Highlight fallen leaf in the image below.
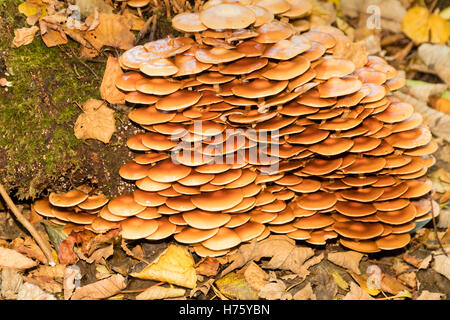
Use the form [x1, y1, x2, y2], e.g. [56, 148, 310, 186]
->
[75, 0, 114, 17]
[221, 236, 314, 276]
[195, 257, 220, 277]
[18, 1, 47, 18]
[348, 269, 380, 296]
[70, 274, 126, 300]
[432, 254, 450, 281]
[332, 37, 368, 69]
[404, 79, 447, 102]
[342, 281, 375, 300]
[130, 244, 197, 289]
[392, 258, 417, 289]
[309, 266, 338, 300]
[293, 283, 316, 300]
[1, 269, 23, 299]
[380, 274, 410, 295]
[258, 280, 291, 300]
[136, 286, 186, 300]
[12, 26, 39, 47]
[243, 261, 270, 292]
[100, 56, 126, 105]
[41, 27, 68, 47]
[327, 250, 364, 274]
[29, 264, 66, 279]
[84, 13, 135, 51]
[17, 282, 56, 300]
[0, 247, 38, 270]
[417, 43, 450, 87]
[123, 9, 146, 31]
[11, 236, 47, 265]
[416, 290, 446, 300]
[189, 278, 215, 298]
[402, 253, 432, 269]
[215, 272, 259, 300]
[296, 252, 324, 279]
[74, 99, 116, 144]
[331, 270, 349, 291]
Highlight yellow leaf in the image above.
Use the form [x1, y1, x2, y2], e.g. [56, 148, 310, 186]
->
[402, 6, 450, 44]
[348, 270, 380, 296]
[215, 272, 259, 300]
[331, 270, 349, 291]
[130, 244, 197, 289]
[18, 1, 47, 17]
[429, 13, 450, 44]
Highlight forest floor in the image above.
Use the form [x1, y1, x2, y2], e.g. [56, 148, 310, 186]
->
[0, 0, 449, 301]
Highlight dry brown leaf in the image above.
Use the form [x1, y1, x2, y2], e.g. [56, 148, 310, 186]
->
[11, 236, 47, 265]
[123, 9, 146, 31]
[84, 13, 135, 51]
[221, 236, 314, 276]
[1, 269, 23, 299]
[417, 44, 450, 88]
[402, 253, 432, 270]
[17, 282, 56, 300]
[136, 285, 186, 300]
[243, 261, 270, 292]
[258, 280, 291, 300]
[29, 264, 66, 279]
[22, 275, 63, 294]
[0, 247, 38, 270]
[327, 250, 364, 275]
[332, 37, 368, 69]
[195, 257, 220, 277]
[433, 254, 450, 281]
[74, 99, 116, 144]
[130, 244, 197, 289]
[380, 274, 410, 295]
[342, 281, 375, 300]
[416, 290, 446, 300]
[100, 56, 126, 105]
[293, 283, 316, 300]
[70, 274, 126, 300]
[12, 26, 39, 47]
[296, 252, 324, 279]
[189, 278, 215, 298]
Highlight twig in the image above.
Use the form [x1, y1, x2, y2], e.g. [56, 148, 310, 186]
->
[0, 183, 56, 266]
[430, 198, 448, 257]
[149, 15, 158, 42]
[135, 14, 155, 45]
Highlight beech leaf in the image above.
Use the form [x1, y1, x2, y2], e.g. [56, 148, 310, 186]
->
[70, 274, 126, 300]
[74, 99, 116, 143]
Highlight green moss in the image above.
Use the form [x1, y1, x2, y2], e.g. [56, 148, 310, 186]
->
[0, 0, 105, 199]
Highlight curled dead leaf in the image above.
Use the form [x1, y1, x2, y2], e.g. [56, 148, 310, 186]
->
[327, 250, 364, 274]
[70, 274, 126, 300]
[12, 26, 39, 47]
[0, 247, 38, 270]
[136, 285, 186, 300]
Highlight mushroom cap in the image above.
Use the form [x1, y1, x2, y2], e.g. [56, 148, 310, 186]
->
[143, 37, 194, 58]
[296, 191, 337, 210]
[195, 47, 245, 64]
[341, 157, 386, 174]
[115, 71, 145, 91]
[77, 194, 109, 211]
[317, 77, 363, 98]
[49, 189, 88, 208]
[234, 222, 266, 241]
[136, 176, 171, 192]
[219, 57, 268, 75]
[119, 161, 150, 180]
[246, 5, 274, 26]
[235, 40, 266, 57]
[145, 218, 177, 240]
[376, 203, 417, 225]
[139, 58, 179, 77]
[287, 126, 329, 145]
[33, 198, 55, 218]
[262, 35, 311, 60]
[202, 227, 241, 251]
[99, 205, 127, 222]
[182, 210, 231, 229]
[308, 137, 354, 156]
[376, 182, 408, 201]
[91, 217, 119, 233]
[314, 57, 355, 80]
[401, 179, 433, 198]
[385, 126, 432, 149]
[255, 0, 291, 14]
[141, 132, 178, 151]
[306, 230, 338, 245]
[191, 188, 244, 211]
[136, 207, 162, 220]
[120, 217, 159, 240]
[339, 187, 384, 202]
[200, 4, 256, 30]
[231, 78, 288, 99]
[174, 227, 219, 244]
[254, 20, 294, 44]
[147, 159, 192, 183]
[335, 201, 377, 217]
[108, 194, 146, 217]
[136, 77, 182, 96]
[155, 90, 202, 112]
[333, 221, 384, 240]
[172, 12, 207, 33]
[165, 196, 197, 212]
[193, 245, 230, 257]
[128, 106, 175, 126]
[133, 189, 167, 207]
[262, 56, 310, 81]
[293, 213, 334, 229]
[174, 53, 212, 77]
[375, 233, 411, 250]
[339, 238, 381, 253]
[288, 178, 321, 193]
[341, 176, 378, 187]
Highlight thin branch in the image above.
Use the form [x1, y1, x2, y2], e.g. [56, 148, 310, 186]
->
[0, 183, 56, 266]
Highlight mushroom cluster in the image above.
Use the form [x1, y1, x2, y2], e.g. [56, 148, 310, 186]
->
[33, 0, 439, 256]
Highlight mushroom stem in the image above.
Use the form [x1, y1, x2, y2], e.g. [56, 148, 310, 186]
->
[0, 183, 56, 266]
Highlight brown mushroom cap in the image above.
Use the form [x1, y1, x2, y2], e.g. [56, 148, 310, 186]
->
[296, 192, 337, 210]
[191, 189, 244, 211]
[119, 161, 150, 180]
[231, 78, 288, 99]
[308, 137, 354, 156]
[234, 221, 266, 241]
[262, 56, 310, 81]
[293, 213, 334, 230]
[77, 194, 109, 211]
[147, 159, 192, 183]
[262, 35, 311, 60]
[317, 77, 363, 98]
[108, 194, 146, 217]
[246, 5, 274, 26]
[145, 217, 177, 240]
[195, 47, 245, 64]
[339, 238, 381, 253]
[128, 106, 175, 126]
[202, 227, 241, 251]
[254, 20, 294, 44]
[335, 201, 377, 217]
[120, 217, 159, 240]
[375, 233, 411, 250]
[401, 179, 433, 198]
[49, 189, 88, 208]
[155, 90, 202, 112]
[136, 78, 182, 96]
[133, 189, 167, 207]
[376, 203, 416, 225]
[314, 57, 355, 80]
[333, 221, 384, 240]
[172, 12, 207, 33]
[139, 58, 179, 77]
[306, 230, 338, 245]
[200, 4, 256, 30]
[99, 205, 127, 222]
[339, 187, 384, 202]
[174, 227, 219, 244]
[288, 178, 321, 193]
